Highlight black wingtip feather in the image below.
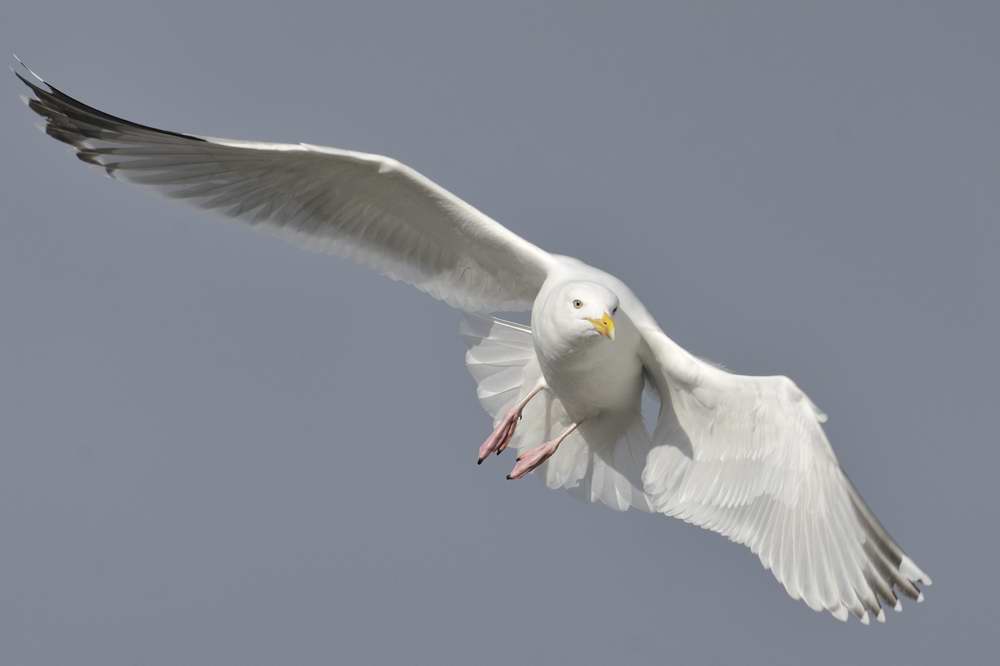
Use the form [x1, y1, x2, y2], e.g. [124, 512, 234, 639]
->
[12, 53, 45, 86]
[12, 56, 208, 149]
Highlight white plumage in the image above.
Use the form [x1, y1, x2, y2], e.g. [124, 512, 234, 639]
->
[14, 57, 930, 624]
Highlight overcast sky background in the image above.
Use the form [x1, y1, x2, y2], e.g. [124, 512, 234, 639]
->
[1, 2, 997, 664]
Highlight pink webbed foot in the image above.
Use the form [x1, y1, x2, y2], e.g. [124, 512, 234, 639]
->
[477, 409, 520, 464]
[506, 439, 561, 480]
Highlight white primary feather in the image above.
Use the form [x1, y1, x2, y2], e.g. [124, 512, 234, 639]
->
[15, 58, 930, 624]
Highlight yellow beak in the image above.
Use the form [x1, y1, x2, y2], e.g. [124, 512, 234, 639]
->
[587, 312, 616, 340]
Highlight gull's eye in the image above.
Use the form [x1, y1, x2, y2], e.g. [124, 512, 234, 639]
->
[572, 299, 583, 309]
[612, 306, 618, 314]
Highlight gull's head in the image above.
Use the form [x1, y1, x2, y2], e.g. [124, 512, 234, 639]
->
[553, 281, 619, 342]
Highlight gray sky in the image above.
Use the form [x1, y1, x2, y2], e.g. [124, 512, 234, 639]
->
[1, 2, 996, 664]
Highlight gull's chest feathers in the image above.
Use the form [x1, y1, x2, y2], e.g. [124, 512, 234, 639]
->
[532, 318, 644, 420]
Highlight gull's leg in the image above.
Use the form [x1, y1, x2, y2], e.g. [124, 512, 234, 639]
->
[477, 382, 546, 464]
[506, 422, 579, 480]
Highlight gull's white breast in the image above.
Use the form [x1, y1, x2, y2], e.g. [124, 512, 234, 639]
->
[531, 277, 645, 422]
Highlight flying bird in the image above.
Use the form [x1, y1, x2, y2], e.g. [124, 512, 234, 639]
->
[13, 57, 931, 624]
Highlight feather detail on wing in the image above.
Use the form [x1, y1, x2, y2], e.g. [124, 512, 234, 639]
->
[637, 325, 931, 623]
[14, 58, 553, 312]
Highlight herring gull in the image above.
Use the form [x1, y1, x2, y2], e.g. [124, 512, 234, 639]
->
[13, 57, 931, 624]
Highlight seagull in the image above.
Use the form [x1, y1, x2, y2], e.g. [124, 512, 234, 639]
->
[13, 57, 931, 624]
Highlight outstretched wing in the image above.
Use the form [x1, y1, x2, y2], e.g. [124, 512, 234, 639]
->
[13, 58, 553, 312]
[637, 324, 931, 623]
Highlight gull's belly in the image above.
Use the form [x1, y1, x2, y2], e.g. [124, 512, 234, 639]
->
[539, 348, 644, 421]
